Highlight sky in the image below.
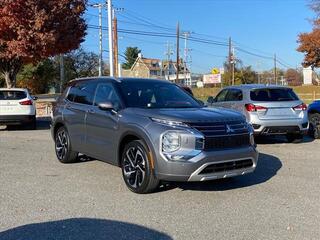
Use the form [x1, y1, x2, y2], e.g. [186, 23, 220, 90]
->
[84, 0, 314, 74]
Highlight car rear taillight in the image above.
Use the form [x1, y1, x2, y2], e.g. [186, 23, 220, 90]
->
[19, 100, 33, 105]
[245, 103, 267, 112]
[293, 103, 307, 111]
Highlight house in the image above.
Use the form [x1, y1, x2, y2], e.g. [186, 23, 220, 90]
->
[121, 54, 195, 86]
[162, 60, 193, 86]
[122, 53, 162, 79]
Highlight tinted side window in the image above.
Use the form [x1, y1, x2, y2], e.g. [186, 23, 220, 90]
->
[216, 90, 228, 102]
[67, 82, 97, 105]
[225, 89, 243, 101]
[94, 83, 121, 110]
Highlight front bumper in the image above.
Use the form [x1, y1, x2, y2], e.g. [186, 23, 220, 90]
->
[155, 146, 258, 182]
[0, 115, 35, 125]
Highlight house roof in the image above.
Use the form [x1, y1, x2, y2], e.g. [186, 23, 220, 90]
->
[131, 56, 161, 71]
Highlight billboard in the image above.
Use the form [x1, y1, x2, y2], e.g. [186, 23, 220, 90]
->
[203, 74, 221, 84]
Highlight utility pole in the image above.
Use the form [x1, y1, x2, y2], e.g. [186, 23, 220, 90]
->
[107, 0, 114, 77]
[228, 37, 232, 85]
[232, 47, 235, 85]
[164, 42, 173, 80]
[89, 3, 104, 76]
[274, 53, 277, 85]
[59, 54, 64, 93]
[182, 31, 191, 85]
[176, 22, 180, 84]
[112, 9, 118, 77]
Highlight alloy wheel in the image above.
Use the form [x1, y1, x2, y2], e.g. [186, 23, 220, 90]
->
[123, 146, 146, 189]
[55, 130, 68, 160]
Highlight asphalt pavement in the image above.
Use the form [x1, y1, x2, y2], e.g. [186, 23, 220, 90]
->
[0, 122, 319, 240]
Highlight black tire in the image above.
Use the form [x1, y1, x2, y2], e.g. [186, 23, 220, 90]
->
[286, 133, 303, 143]
[29, 115, 37, 130]
[55, 126, 78, 163]
[121, 140, 159, 194]
[309, 113, 320, 139]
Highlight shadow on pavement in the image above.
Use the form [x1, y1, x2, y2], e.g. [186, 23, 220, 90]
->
[164, 153, 282, 192]
[0, 218, 172, 240]
[255, 135, 314, 144]
[0, 117, 51, 131]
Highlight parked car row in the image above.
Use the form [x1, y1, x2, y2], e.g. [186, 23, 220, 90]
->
[1, 80, 319, 194]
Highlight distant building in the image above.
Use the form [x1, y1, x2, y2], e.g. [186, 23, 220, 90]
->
[121, 53, 195, 86]
[122, 53, 161, 79]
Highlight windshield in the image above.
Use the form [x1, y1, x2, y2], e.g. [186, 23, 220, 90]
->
[0, 90, 27, 100]
[250, 88, 299, 102]
[118, 81, 200, 108]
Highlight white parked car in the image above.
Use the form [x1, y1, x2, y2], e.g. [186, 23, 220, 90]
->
[0, 88, 37, 129]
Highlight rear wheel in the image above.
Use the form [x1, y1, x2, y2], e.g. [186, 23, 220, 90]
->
[29, 115, 36, 130]
[121, 140, 159, 194]
[286, 133, 303, 143]
[309, 113, 320, 139]
[55, 126, 78, 163]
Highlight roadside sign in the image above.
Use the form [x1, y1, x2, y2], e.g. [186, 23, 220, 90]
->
[203, 74, 221, 84]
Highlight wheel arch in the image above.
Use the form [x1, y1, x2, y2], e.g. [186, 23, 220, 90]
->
[117, 130, 156, 170]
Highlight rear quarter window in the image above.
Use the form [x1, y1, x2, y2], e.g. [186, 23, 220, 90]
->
[250, 88, 299, 102]
[0, 91, 27, 100]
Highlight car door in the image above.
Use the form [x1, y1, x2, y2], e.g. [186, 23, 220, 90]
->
[224, 88, 244, 113]
[211, 89, 229, 108]
[63, 81, 97, 152]
[85, 82, 122, 163]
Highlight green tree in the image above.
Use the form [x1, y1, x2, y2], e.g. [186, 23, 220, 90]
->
[122, 47, 141, 70]
[16, 59, 56, 94]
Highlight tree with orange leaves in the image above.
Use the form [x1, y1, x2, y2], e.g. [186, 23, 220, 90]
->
[0, 0, 87, 88]
[298, 0, 320, 69]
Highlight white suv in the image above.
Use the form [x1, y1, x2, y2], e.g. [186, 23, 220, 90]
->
[0, 88, 37, 129]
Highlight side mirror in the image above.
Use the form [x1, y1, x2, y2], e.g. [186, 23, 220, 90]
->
[32, 96, 38, 101]
[98, 102, 114, 111]
[207, 96, 215, 104]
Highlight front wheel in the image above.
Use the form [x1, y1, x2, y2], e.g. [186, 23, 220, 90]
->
[55, 126, 78, 163]
[309, 113, 320, 139]
[121, 140, 159, 194]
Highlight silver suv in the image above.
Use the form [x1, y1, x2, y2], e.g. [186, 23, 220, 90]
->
[51, 77, 258, 193]
[207, 84, 309, 142]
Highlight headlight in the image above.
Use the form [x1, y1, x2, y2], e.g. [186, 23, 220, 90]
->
[162, 131, 181, 152]
[160, 130, 204, 161]
[151, 118, 189, 127]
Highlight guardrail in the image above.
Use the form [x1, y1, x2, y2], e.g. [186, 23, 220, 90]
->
[297, 92, 320, 102]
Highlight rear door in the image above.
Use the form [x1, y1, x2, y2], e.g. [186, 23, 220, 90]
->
[63, 81, 97, 151]
[250, 88, 303, 120]
[0, 90, 33, 116]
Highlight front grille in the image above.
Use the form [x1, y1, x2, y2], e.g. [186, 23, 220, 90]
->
[199, 159, 253, 174]
[204, 134, 250, 150]
[261, 126, 300, 135]
[189, 120, 248, 137]
[188, 121, 250, 150]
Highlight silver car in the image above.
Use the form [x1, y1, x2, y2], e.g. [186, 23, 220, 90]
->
[207, 84, 309, 142]
[51, 77, 258, 194]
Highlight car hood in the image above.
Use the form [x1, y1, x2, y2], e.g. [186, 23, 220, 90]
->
[125, 107, 245, 123]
